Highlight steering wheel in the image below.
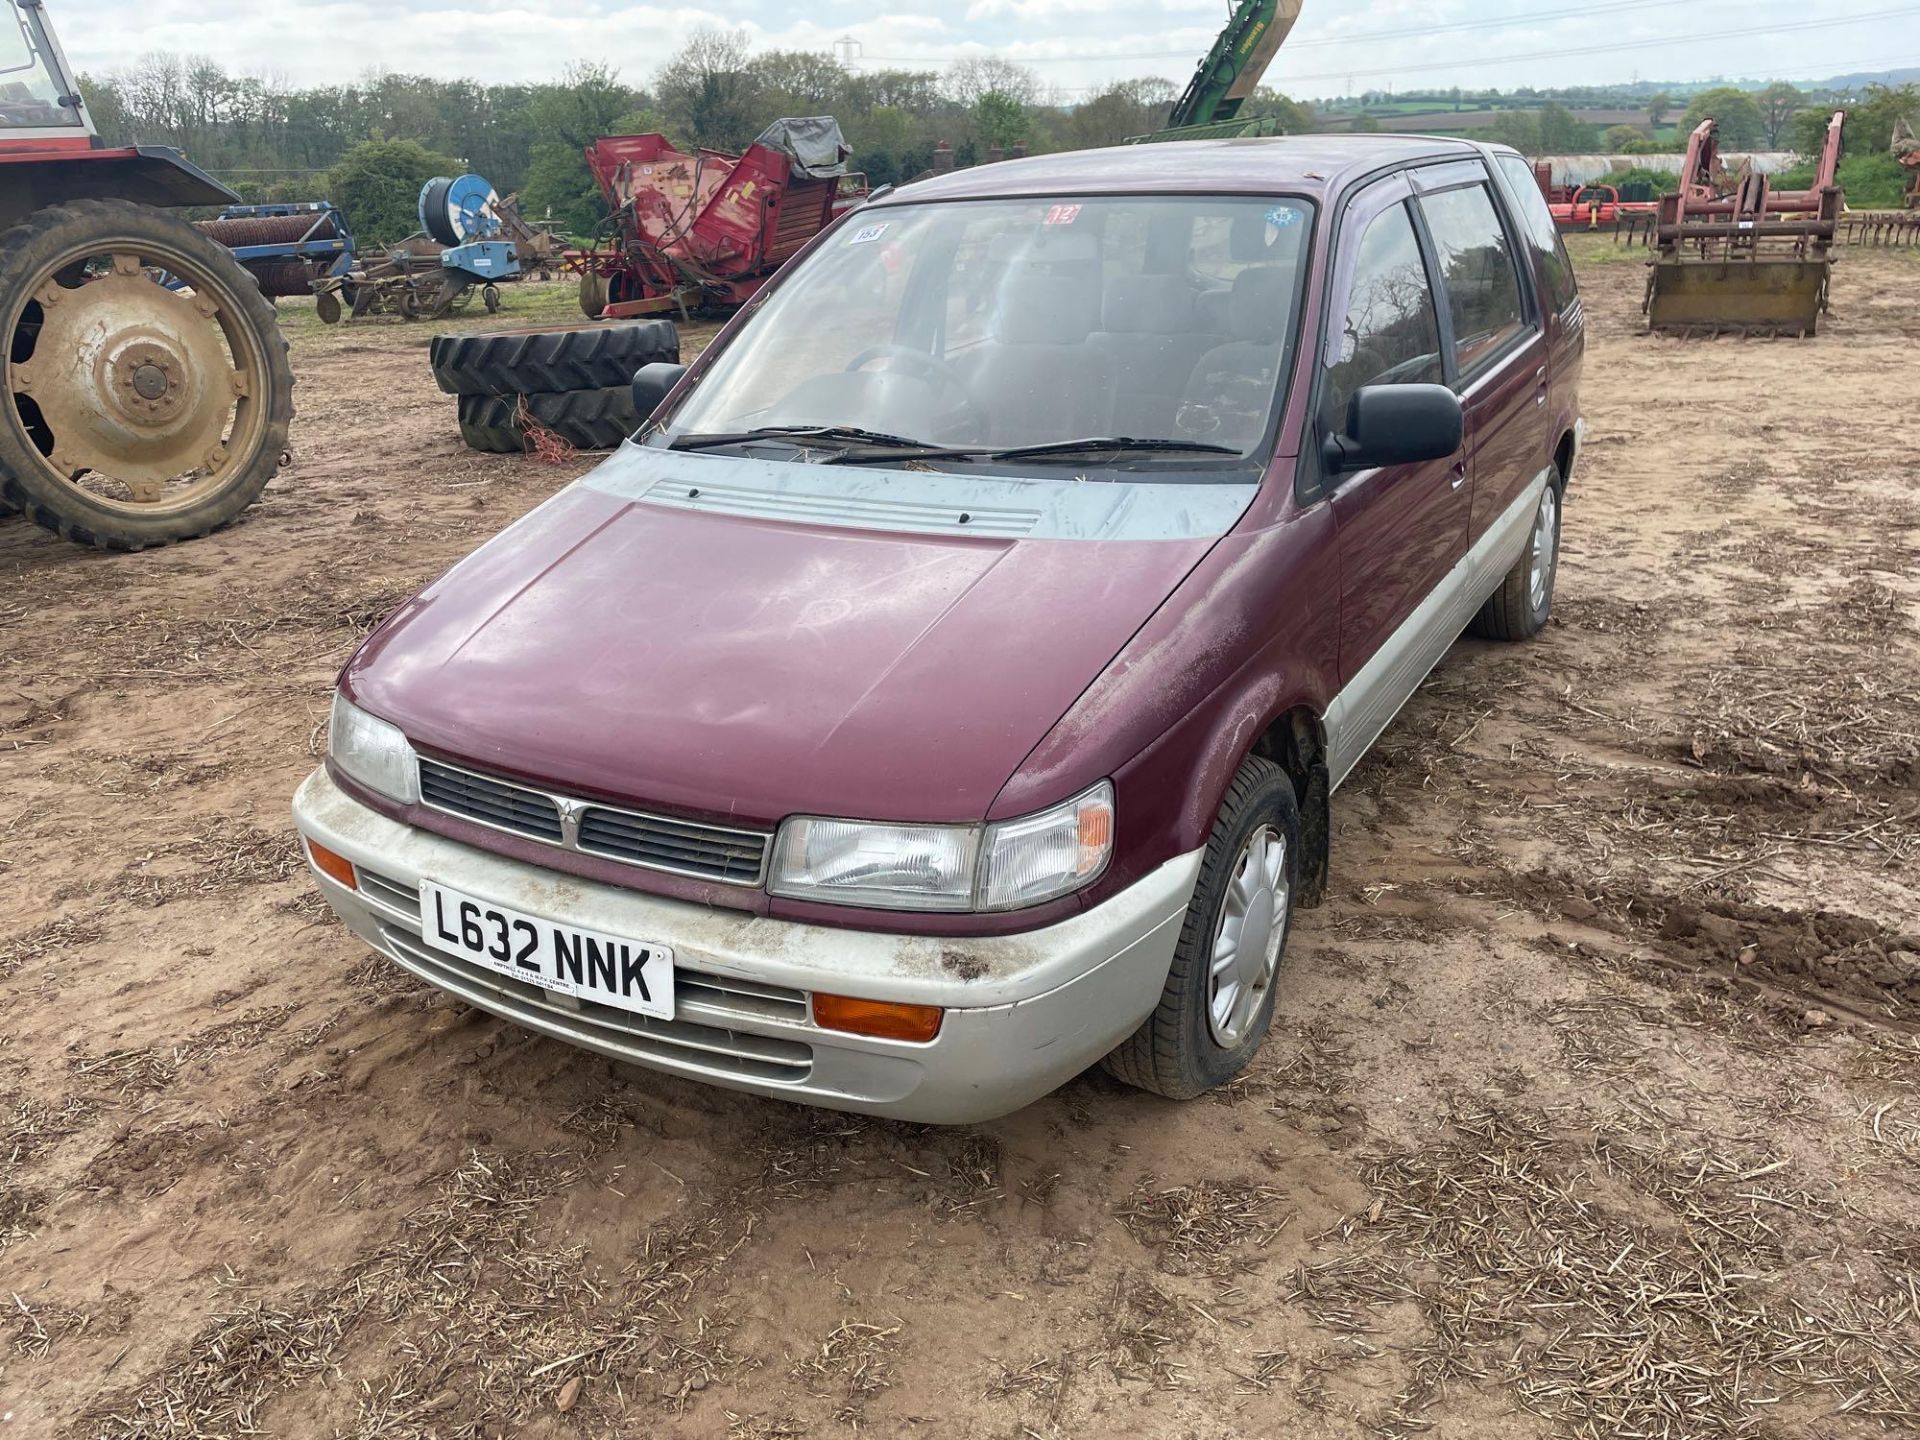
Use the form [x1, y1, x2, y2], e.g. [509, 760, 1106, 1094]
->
[844, 343, 964, 388]
[842, 344, 984, 442]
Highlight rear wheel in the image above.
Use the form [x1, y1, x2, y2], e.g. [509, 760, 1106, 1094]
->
[1469, 466, 1563, 641]
[0, 199, 293, 550]
[1101, 755, 1299, 1100]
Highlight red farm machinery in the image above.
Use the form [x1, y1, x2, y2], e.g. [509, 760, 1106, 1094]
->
[577, 117, 865, 320]
[0, 0, 292, 549]
[1644, 111, 1847, 337]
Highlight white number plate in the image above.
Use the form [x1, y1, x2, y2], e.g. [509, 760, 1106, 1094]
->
[418, 880, 674, 1021]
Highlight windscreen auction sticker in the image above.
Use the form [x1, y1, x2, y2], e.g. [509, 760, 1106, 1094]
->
[848, 223, 889, 244]
[1043, 204, 1082, 225]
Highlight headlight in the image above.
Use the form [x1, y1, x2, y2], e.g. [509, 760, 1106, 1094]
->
[768, 817, 979, 911]
[328, 691, 419, 805]
[979, 781, 1113, 910]
[768, 781, 1113, 913]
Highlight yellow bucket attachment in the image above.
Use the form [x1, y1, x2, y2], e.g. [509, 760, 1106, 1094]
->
[1645, 255, 1831, 338]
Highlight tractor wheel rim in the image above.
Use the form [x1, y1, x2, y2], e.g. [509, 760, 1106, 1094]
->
[4, 237, 270, 517]
[1529, 484, 1559, 615]
[1208, 825, 1287, 1049]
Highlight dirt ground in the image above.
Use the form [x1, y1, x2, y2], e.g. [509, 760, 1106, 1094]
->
[3, 248, 1918, 1440]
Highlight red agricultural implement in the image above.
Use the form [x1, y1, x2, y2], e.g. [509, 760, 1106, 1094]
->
[1645, 111, 1846, 337]
[1549, 184, 1658, 231]
[577, 117, 866, 321]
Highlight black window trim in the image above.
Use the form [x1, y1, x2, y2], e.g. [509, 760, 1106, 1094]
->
[1297, 170, 1452, 506]
[1487, 148, 1581, 325]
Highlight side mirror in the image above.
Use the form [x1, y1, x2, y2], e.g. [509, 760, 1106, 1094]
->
[1322, 383, 1463, 473]
[631, 362, 689, 426]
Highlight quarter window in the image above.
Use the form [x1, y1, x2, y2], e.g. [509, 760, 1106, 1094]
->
[1418, 184, 1526, 377]
[1322, 201, 1443, 434]
[1493, 154, 1578, 314]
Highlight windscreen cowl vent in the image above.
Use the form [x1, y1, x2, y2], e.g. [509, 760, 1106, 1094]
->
[641, 480, 1042, 538]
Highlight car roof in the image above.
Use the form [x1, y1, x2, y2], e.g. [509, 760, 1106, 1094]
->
[879, 134, 1495, 206]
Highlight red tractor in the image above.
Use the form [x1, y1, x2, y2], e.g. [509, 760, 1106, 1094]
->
[0, 0, 292, 549]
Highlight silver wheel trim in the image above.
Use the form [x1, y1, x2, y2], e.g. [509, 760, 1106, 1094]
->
[1529, 484, 1559, 615]
[1207, 825, 1288, 1049]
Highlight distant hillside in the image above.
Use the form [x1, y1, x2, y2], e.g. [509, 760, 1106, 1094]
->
[1808, 66, 1920, 89]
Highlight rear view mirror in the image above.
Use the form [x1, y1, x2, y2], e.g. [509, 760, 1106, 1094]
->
[631, 362, 689, 425]
[1323, 383, 1463, 473]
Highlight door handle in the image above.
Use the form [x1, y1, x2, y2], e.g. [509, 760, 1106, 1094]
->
[1534, 365, 1549, 406]
[1449, 461, 1467, 491]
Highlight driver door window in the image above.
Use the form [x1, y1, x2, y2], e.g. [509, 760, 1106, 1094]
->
[1321, 201, 1444, 439]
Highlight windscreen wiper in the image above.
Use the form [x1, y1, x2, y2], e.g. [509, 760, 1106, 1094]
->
[820, 435, 1246, 467]
[667, 425, 933, 453]
[986, 436, 1241, 461]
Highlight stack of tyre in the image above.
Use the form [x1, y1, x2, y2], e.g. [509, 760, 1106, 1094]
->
[428, 319, 681, 453]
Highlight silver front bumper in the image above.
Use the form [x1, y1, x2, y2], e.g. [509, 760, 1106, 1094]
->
[293, 767, 1200, 1123]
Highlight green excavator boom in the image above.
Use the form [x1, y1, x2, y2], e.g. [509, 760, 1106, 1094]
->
[1134, 0, 1305, 143]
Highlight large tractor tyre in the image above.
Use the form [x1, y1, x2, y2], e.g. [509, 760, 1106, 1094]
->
[429, 320, 679, 398]
[456, 388, 640, 454]
[0, 199, 293, 551]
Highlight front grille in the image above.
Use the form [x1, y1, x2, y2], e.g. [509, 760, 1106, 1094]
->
[577, 806, 767, 884]
[416, 757, 771, 886]
[353, 863, 813, 1084]
[419, 760, 561, 842]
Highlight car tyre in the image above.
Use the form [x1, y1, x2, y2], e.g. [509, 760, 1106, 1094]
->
[1101, 754, 1299, 1100]
[1470, 465, 1563, 641]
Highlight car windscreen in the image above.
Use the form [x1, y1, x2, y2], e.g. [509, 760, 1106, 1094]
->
[661, 193, 1313, 469]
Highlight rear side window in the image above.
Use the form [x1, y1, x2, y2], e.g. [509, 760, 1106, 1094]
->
[1322, 201, 1443, 431]
[1417, 184, 1527, 378]
[1494, 154, 1578, 314]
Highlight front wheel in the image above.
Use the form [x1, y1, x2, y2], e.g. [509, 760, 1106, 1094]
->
[1470, 466, 1563, 641]
[1102, 755, 1300, 1100]
[0, 199, 293, 550]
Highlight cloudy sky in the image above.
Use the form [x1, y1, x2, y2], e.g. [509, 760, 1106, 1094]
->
[53, 0, 1920, 96]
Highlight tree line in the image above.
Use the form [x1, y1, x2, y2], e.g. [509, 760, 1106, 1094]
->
[76, 36, 1917, 246]
[77, 36, 1262, 243]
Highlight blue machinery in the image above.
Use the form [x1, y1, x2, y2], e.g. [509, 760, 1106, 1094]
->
[418, 172, 525, 297]
[194, 202, 358, 297]
[199, 173, 535, 322]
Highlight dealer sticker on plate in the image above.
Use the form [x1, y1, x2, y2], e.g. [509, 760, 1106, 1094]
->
[419, 880, 674, 1021]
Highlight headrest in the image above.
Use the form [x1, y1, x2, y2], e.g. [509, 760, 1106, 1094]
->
[993, 270, 1100, 345]
[1226, 266, 1294, 342]
[1101, 276, 1196, 336]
